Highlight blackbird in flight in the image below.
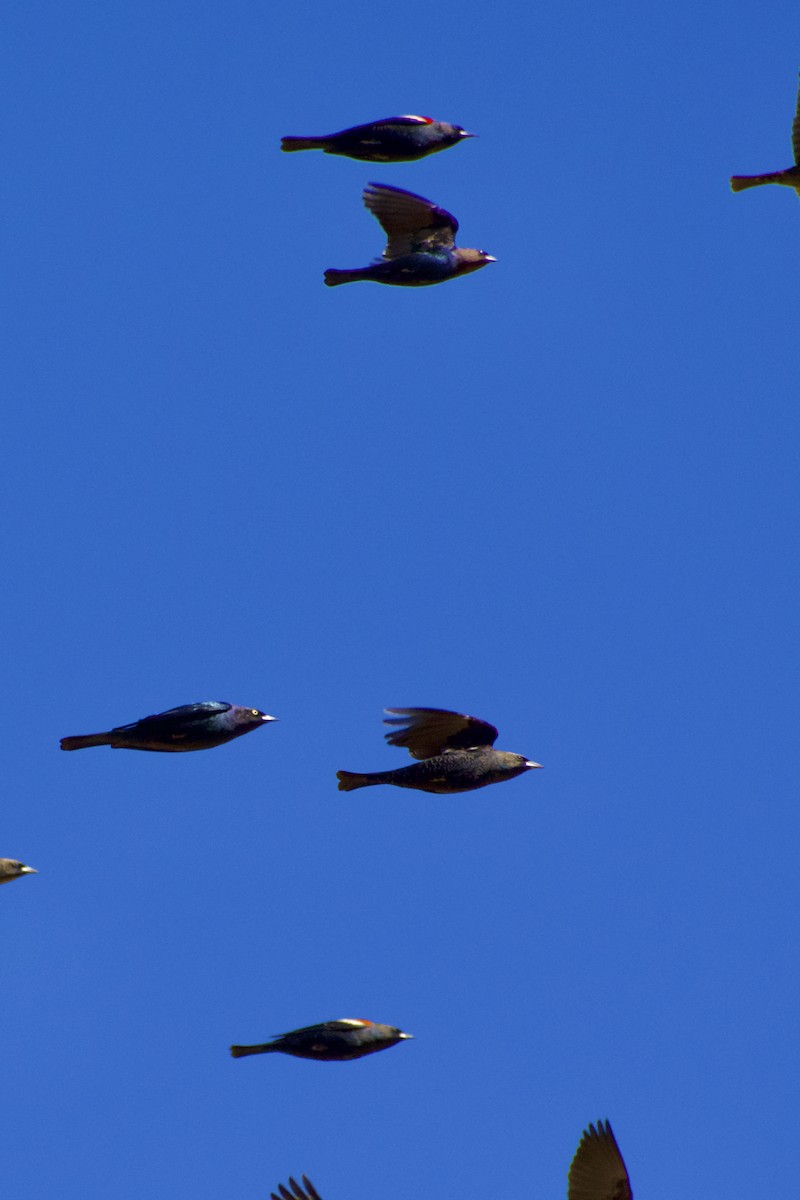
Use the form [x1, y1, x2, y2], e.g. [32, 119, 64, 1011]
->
[281, 115, 473, 162]
[230, 1018, 413, 1062]
[731, 74, 800, 196]
[324, 184, 495, 287]
[60, 701, 276, 752]
[337, 707, 542, 793]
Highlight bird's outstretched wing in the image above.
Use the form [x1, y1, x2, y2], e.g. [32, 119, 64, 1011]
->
[364, 183, 458, 258]
[568, 1120, 633, 1200]
[384, 707, 499, 759]
[271, 1177, 323, 1200]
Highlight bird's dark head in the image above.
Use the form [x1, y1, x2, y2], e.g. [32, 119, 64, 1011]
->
[375, 1024, 415, 1043]
[455, 248, 497, 275]
[496, 751, 543, 772]
[0, 858, 37, 882]
[230, 706, 278, 729]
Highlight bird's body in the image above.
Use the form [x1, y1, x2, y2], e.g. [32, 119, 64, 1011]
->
[337, 747, 535, 793]
[731, 74, 800, 196]
[281, 115, 473, 162]
[230, 1018, 412, 1062]
[0, 858, 37, 886]
[325, 249, 484, 288]
[568, 1120, 633, 1200]
[60, 701, 276, 752]
[325, 183, 494, 287]
[337, 707, 541, 793]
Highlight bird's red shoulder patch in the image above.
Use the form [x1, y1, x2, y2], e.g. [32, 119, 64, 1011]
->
[399, 114, 434, 124]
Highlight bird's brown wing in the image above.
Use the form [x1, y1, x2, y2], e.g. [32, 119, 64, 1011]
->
[364, 183, 457, 258]
[384, 708, 499, 759]
[792, 74, 800, 164]
[271, 1178, 323, 1200]
[568, 1121, 633, 1200]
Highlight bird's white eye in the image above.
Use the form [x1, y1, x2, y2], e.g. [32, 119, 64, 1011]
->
[251, 709, 260, 717]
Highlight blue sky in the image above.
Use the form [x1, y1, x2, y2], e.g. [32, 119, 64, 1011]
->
[4, 2, 800, 1197]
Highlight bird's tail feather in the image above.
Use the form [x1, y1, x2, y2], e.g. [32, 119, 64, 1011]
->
[230, 1043, 276, 1058]
[281, 136, 329, 153]
[336, 770, 373, 792]
[730, 172, 785, 191]
[60, 733, 112, 751]
[324, 268, 374, 287]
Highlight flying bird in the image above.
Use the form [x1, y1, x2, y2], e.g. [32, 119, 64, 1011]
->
[731, 74, 800, 196]
[230, 1018, 413, 1062]
[337, 707, 542, 793]
[271, 1178, 322, 1200]
[269, 1121, 631, 1200]
[324, 183, 495, 287]
[281, 115, 474, 162]
[0, 858, 38, 886]
[568, 1120, 633, 1200]
[60, 701, 276, 752]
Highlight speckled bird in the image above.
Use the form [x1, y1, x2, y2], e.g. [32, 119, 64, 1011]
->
[324, 183, 495, 287]
[731, 74, 800, 197]
[337, 707, 542, 794]
[281, 115, 473, 162]
[0, 858, 38, 886]
[60, 700, 276, 752]
[568, 1120, 632, 1200]
[230, 1018, 413, 1062]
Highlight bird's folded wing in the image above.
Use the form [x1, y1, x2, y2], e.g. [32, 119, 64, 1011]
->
[116, 701, 230, 733]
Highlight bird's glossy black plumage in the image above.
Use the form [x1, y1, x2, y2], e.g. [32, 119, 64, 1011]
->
[337, 707, 542, 793]
[60, 700, 276, 752]
[230, 1018, 413, 1062]
[281, 115, 473, 162]
[324, 184, 495, 287]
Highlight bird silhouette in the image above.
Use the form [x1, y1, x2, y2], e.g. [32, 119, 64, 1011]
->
[324, 184, 495, 287]
[731, 74, 800, 196]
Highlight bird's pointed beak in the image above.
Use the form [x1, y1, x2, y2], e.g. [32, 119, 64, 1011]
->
[461, 130, 476, 138]
[262, 714, 278, 722]
[525, 760, 543, 769]
[21, 865, 38, 874]
[484, 255, 497, 262]
[399, 1032, 414, 1039]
